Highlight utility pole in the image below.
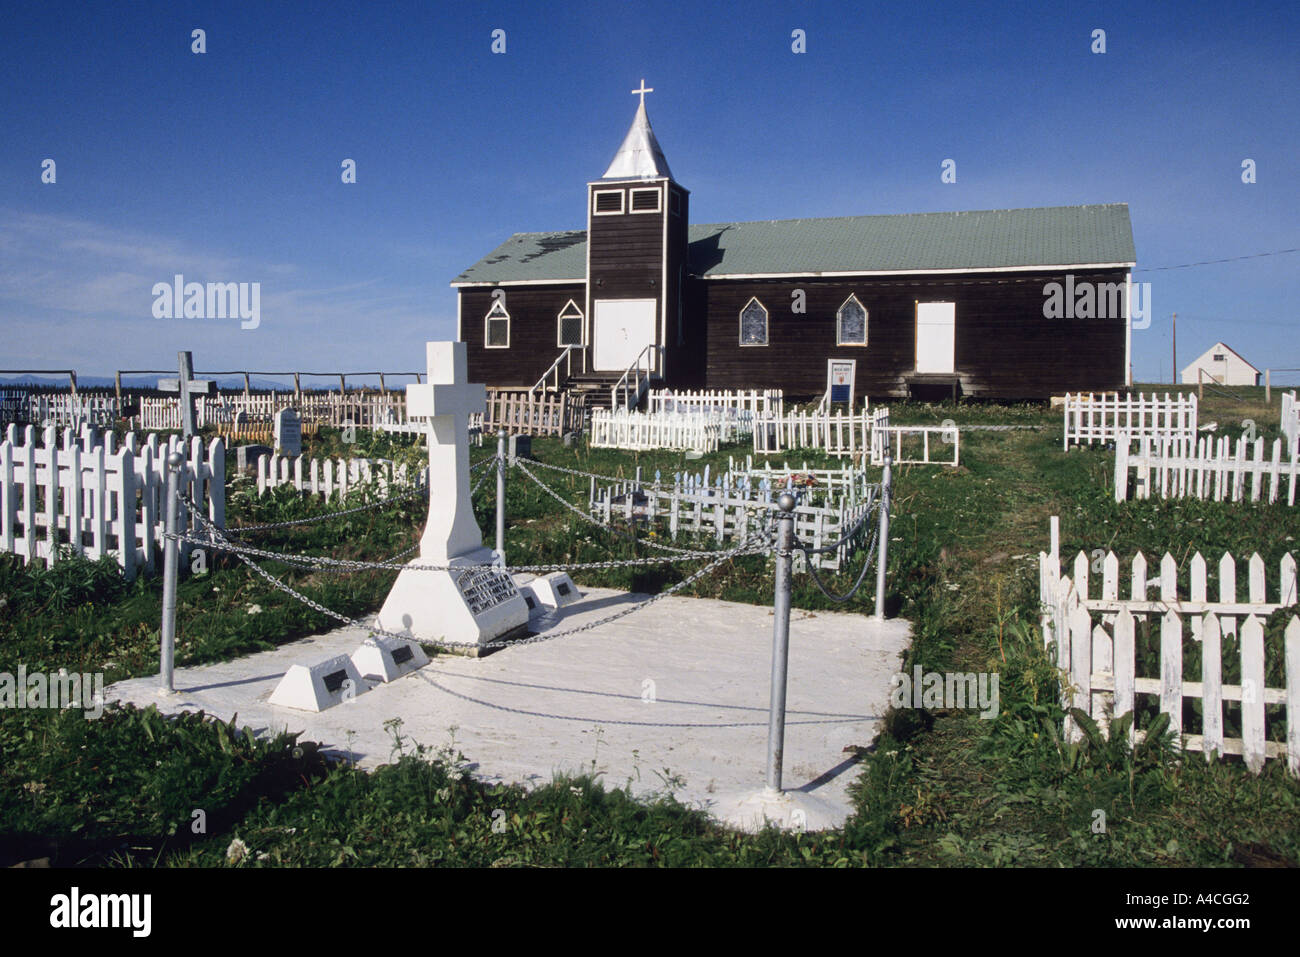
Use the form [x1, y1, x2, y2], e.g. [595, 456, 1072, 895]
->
[1172, 312, 1177, 385]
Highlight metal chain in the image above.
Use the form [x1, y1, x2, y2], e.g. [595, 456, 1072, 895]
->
[796, 520, 880, 603]
[224, 482, 428, 534]
[189, 512, 755, 651]
[223, 454, 494, 535]
[790, 492, 879, 556]
[522, 456, 649, 486]
[185, 508, 767, 574]
[470, 460, 495, 498]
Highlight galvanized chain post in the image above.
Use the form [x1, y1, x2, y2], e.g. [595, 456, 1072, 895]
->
[159, 451, 184, 693]
[874, 444, 892, 620]
[764, 491, 797, 795]
[495, 429, 507, 560]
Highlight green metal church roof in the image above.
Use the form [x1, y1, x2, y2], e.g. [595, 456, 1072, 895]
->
[450, 203, 1135, 285]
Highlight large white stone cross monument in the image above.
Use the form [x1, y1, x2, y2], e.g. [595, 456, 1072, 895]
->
[376, 341, 530, 652]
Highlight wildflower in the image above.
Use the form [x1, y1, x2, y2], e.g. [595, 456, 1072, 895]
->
[247, 604, 263, 615]
[226, 838, 249, 865]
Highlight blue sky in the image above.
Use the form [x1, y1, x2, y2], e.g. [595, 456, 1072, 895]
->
[2, 0, 1296, 386]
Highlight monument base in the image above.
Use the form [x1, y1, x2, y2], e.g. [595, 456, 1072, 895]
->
[375, 547, 531, 655]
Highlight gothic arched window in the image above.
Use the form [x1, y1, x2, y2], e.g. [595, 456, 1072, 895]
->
[739, 297, 769, 346]
[837, 294, 867, 346]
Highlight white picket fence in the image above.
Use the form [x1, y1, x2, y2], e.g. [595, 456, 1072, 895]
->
[588, 468, 878, 570]
[1039, 518, 1299, 774]
[589, 409, 724, 453]
[1282, 391, 1299, 456]
[1115, 432, 1300, 505]
[753, 401, 876, 458]
[23, 393, 121, 429]
[255, 453, 426, 500]
[143, 391, 409, 433]
[647, 389, 783, 419]
[0, 424, 224, 580]
[480, 388, 581, 437]
[1063, 392, 1198, 449]
[875, 423, 960, 467]
[726, 455, 880, 507]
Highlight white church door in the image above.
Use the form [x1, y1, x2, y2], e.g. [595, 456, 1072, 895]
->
[593, 299, 657, 372]
[915, 302, 956, 373]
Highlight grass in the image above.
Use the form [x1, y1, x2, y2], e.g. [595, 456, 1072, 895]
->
[2, 388, 1298, 867]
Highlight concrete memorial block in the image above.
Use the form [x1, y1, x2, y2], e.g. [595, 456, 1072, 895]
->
[235, 443, 273, 473]
[529, 571, 582, 609]
[268, 654, 368, 712]
[376, 342, 530, 653]
[517, 583, 546, 619]
[274, 408, 302, 456]
[350, 635, 429, 683]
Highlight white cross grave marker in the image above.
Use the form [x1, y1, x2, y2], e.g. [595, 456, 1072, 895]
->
[375, 341, 529, 652]
[158, 351, 214, 440]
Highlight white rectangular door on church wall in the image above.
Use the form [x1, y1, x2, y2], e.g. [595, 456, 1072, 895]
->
[593, 299, 657, 372]
[915, 302, 956, 373]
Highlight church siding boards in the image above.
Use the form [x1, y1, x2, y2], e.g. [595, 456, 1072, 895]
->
[463, 284, 585, 388]
[452, 94, 1135, 400]
[697, 270, 1127, 399]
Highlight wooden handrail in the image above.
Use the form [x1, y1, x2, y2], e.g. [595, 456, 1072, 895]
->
[531, 345, 575, 395]
[610, 344, 660, 411]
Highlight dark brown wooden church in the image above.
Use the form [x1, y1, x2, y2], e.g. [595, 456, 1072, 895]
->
[453, 85, 1137, 402]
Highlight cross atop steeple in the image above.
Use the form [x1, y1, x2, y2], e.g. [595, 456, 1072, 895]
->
[631, 78, 653, 108]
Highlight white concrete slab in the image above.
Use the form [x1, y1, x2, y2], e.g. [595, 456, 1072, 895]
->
[106, 582, 911, 831]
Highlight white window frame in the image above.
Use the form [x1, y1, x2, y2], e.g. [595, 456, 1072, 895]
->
[484, 299, 511, 349]
[738, 296, 769, 347]
[629, 187, 662, 214]
[556, 299, 585, 347]
[592, 189, 625, 216]
[836, 294, 868, 347]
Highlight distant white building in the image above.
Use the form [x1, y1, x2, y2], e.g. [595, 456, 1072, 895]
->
[1180, 342, 1260, 386]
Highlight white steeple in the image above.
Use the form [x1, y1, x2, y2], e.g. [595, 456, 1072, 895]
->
[601, 81, 673, 181]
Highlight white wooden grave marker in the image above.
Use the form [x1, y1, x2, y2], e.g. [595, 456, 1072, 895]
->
[274, 408, 302, 456]
[158, 350, 214, 440]
[375, 341, 529, 652]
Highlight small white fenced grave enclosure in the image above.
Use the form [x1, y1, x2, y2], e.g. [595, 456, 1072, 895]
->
[588, 462, 877, 570]
[874, 421, 960, 467]
[589, 408, 726, 453]
[375, 341, 530, 651]
[0, 424, 224, 579]
[255, 451, 425, 500]
[753, 400, 874, 458]
[648, 388, 783, 419]
[1039, 517, 1300, 775]
[1114, 432, 1299, 505]
[1063, 392, 1198, 449]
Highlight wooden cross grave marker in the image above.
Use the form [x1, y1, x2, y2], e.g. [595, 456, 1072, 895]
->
[158, 351, 214, 440]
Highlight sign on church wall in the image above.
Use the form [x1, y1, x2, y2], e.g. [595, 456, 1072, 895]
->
[827, 359, 855, 403]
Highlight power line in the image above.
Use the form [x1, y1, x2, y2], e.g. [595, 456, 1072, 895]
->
[1134, 247, 1299, 273]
